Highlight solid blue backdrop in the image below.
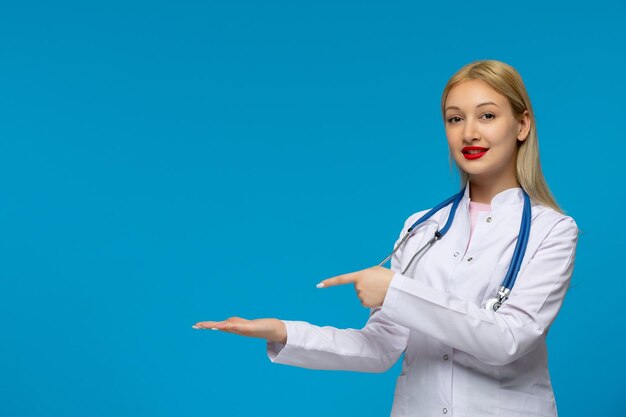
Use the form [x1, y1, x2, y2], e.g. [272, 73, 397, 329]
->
[1, 1, 624, 416]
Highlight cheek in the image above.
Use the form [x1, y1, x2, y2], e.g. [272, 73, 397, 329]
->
[481, 124, 515, 148]
[483, 122, 506, 136]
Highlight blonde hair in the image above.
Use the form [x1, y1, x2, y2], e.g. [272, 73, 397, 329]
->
[441, 59, 565, 214]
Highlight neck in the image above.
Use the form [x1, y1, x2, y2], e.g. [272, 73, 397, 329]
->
[468, 176, 521, 205]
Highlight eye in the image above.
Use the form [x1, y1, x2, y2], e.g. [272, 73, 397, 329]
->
[481, 113, 496, 120]
[447, 116, 462, 124]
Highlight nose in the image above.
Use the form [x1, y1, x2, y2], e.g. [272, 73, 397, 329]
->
[462, 117, 479, 144]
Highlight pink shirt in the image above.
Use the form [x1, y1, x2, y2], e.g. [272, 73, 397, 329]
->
[468, 200, 491, 246]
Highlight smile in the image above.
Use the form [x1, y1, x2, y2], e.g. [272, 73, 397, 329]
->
[462, 146, 489, 160]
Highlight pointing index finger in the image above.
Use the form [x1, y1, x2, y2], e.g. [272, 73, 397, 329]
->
[317, 272, 359, 288]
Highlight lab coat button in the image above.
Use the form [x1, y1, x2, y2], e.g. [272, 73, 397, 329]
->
[443, 354, 449, 361]
[486, 216, 492, 223]
[467, 257, 473, 262]
[453, 251, 459, 257]
[443, 408, 448, 414]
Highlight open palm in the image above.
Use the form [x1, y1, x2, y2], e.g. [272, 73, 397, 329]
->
[193, 317, 287, 344]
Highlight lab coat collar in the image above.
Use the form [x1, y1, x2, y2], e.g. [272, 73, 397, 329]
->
[461, 179, 524, 210]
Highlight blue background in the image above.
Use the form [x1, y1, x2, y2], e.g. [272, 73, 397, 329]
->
[1, 1, 624, 416]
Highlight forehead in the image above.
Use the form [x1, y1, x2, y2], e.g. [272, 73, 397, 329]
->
[445, 79, 509, 110]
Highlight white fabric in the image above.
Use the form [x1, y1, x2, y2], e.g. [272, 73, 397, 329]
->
[266, 179, 579, 417]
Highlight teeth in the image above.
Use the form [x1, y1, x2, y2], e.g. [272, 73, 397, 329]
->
[466, 149, 486, 154]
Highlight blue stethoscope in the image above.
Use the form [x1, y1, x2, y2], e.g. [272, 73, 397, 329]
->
[379, 185, 531, 312]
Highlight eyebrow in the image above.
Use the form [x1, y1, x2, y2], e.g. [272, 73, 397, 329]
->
[445, 102, 500, 112]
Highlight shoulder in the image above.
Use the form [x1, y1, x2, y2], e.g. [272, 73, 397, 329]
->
[400, 202, 579, 242]
[400, 203, 579, 248]
[400, 207, 436, 231]
[531, 203, 579, 239]
[527, 204, 580, 261]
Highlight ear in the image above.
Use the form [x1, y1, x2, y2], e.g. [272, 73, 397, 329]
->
[517, 110, 531, 142]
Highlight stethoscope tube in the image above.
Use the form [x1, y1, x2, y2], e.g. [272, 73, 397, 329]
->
[379, 186, 531, 312]
[378, 189, 465, 272]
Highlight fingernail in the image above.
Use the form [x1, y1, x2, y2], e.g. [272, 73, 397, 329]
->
[211, 328, 219, 330]
[192, 325, 201, 329]
[316, 282, 325, 288]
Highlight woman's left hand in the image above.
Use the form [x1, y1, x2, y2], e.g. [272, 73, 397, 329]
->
[317, 266, 395, 308]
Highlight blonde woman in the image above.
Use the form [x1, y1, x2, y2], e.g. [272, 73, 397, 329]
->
[194, 60, 579, 417]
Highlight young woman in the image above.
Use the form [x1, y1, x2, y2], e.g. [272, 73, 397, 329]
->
[194, 60, 579, 417]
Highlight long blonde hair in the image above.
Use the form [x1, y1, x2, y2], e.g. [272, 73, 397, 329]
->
[441, 60, 565, 214]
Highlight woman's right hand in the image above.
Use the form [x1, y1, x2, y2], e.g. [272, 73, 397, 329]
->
[193, 317, 287, 344]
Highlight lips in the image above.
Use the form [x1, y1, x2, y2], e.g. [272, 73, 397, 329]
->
[462, 146, 489, 160]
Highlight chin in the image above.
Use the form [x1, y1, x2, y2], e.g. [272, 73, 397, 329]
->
[458, 164, 490, 178]
[456, 160, 485, 171]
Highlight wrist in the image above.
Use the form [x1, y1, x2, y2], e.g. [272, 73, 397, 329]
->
[276, 319, 287, 345]
[270, 319, 287, 344]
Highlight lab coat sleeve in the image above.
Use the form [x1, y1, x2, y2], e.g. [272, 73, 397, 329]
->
[266, 228, 411, 373]
[379, 216, 579, 366]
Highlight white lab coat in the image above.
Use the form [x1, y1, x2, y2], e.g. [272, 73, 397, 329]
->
[267, 180, 579, 417]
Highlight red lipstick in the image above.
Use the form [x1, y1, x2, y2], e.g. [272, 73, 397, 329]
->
[462, 146, 489, 160]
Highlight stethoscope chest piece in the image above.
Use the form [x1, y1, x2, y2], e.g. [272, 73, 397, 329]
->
[484, 286, 512, 311]
[484, 297, 502, 312]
